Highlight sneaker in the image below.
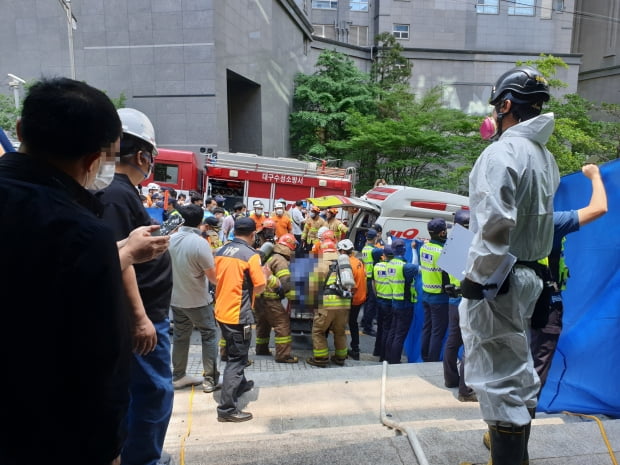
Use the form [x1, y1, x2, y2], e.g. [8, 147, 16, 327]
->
[275, 355, 299, 363]
[157, 451, 175, 465]
[348, 349, 360, 360]
[203, 381, 222, 393]
[458, 392, 478, 403]
[172, 375, 203, 390]
[306, 357, 329, 368]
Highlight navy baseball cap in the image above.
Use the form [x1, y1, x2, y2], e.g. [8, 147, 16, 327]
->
[383, 245, 394, 257]
[427, 218, 450, 233]
[366, 228, 378, 239]
[235, 217, 256, 233]
[454, 209, 470, 227]
[392, 239, 406, 256]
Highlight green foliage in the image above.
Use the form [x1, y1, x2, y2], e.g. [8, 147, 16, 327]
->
[371, 33, 413, 91]
[517, 54, 568, 89]
[0, 93, 20, 139]
[290, 50, 378, 158]
[109, 92, 127, 109]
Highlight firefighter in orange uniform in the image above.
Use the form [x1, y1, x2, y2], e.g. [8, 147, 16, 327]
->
[271, 201, 293, 239]
[325, 207, 349, 241]
[301, 205, 327, 254]
[254, 234, 299, 363]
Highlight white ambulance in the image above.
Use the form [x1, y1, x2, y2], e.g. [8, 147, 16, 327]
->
[308, 184, 469, 249]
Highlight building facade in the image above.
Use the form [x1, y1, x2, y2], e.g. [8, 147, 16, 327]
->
[3, 0, 608, 159]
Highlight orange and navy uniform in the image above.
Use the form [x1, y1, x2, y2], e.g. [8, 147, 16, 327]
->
[350, 254, 367, 307]
[214, 237, 266, 325]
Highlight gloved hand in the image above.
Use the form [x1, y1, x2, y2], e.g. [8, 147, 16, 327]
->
[460, 278, 485, 300]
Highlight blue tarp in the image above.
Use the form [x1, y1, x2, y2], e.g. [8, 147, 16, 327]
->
[539, 158, 620, 417]
[402, 159, 620, 417]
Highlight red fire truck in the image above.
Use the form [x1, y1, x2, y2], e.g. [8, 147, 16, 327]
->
[143, 149, 355, 211]
[142, 148, 204, 197]
[203, 151, 355, 211]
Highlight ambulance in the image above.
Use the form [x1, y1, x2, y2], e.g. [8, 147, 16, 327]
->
[287, 185, 469, 334]
[307, 184, 469, 249]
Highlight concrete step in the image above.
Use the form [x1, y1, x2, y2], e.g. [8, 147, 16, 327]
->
[164, 363, 620, 465]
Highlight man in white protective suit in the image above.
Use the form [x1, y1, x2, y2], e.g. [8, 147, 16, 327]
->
[458, 66, 560, 465]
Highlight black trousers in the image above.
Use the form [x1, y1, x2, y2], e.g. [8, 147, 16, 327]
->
[217, 322, 251, 416]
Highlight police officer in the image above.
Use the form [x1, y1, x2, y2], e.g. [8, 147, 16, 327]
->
[360, 229, 380, 336]
[373, 246, 393, 361]
[384, 239, 418, 364]
[419, 218, 450, 362]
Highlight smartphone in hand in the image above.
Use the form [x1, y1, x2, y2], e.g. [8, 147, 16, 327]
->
[153, 216, 185, 236]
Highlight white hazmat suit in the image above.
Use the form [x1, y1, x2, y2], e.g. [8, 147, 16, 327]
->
[459, 112, 560, 427]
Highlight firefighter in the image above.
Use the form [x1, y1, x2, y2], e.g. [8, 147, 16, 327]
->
[306, 241, 351, 367]
[254, 234, 299, 363]
[311, 226, 335, 256]
[255, 218, 276, 249]
[325, 207, 348, 241]
[201, 216, 223, 251]
[301, 205, 327, 254]
[271, 201, 293, 239]
[249, 200, 269, 232]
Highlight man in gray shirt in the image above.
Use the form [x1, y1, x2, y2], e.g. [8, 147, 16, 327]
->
[169, 204, 221, 393]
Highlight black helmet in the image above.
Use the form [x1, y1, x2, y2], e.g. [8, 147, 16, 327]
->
[489, 66, 550, 106]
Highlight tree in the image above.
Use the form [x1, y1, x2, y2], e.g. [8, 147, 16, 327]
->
[289, 50, 377, 158]
[0, 93, 20, 140]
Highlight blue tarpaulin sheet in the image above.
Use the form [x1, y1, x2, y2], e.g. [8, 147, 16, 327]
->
[403, 159, 620, 417]
[538, 159, 620, 417]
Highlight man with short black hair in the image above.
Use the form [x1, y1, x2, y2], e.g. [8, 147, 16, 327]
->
[214, 217, 266, 422]
[0, 77, 130, 465]
[169, 204, 221, 394]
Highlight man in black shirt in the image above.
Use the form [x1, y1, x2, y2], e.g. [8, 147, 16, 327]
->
[97, 108, 174, 465]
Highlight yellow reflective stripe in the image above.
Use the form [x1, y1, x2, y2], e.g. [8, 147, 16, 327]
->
[274, 335, 292, 344]
[262, 292, 281, 299]
[335, 348, 348, 358]
[219, 338, 226, 347]
[275, 269, 290, 278]
[255, 337, 270, 344]
[314, 348, 329, 358]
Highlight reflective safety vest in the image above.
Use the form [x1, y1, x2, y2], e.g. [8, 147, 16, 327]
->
[387, 257, 406, 301]
[373, 261, 391, 300]
[361, 244, 375, 278]
[420, 241, 444, 294]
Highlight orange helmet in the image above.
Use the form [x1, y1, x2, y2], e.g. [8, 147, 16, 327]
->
[310, 205, 321, 213]
[277, 233, 298, 251]
[321, 239, 337, 253]
[322, 230, 335, 241]
[262, 218, 276, 230]
[327, 208, 339, 215]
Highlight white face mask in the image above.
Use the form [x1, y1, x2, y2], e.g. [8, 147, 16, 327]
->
[90, 158, 117, 190]
[275, 208, 284, 216]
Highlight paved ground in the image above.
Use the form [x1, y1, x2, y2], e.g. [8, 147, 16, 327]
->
[164, 329, 619, 465]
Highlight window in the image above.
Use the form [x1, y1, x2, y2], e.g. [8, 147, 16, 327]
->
[476, 0, 498, 14]
[392, 24, 409, 40]
[154, 163, 179, 185]
[350, 0, 368, 12]
[553, 0, 565, 11]
[349, 25, 369, 46]
[312, 0, 337, 9]
[508, 0, 535, 16]
[313, 24, 337, 40]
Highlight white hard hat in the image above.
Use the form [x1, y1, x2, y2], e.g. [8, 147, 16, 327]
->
[337, 239, 354, 251]
[317, 226, 329, 240]
[147, 182, 160, 190]
[117, 108, 158, 155]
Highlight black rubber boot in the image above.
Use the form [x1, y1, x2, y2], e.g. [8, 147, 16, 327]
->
[489, 423, 526, 465]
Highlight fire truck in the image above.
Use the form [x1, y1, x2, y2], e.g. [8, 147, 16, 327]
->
[143, 149, 355, 212]
[203, 151, 355, 212]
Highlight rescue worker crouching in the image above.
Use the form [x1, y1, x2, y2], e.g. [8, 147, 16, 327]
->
[254, 234, 299, 363]
[306, 241, 352, 367]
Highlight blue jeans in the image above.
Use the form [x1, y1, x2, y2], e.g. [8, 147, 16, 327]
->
[121, 319, 174, 465]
